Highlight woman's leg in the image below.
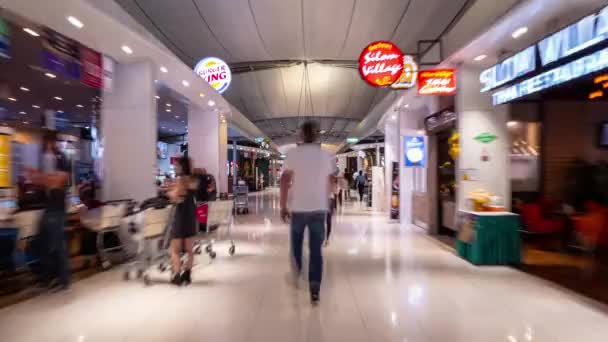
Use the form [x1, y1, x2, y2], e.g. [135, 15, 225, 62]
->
[170, 239, 182, 274]
[183, 237, 195, 271]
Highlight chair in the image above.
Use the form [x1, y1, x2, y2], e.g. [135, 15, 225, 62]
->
[520, 203, 566, 234]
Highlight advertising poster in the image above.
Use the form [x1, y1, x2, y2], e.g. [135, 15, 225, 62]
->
[42, 28, 81, 79]
[0, 18, 10, 59]
[390, 162, 399, 220]
[0, 133, 11, 188]
[81, 46, 102, 89]
[404, 136, 426, 167]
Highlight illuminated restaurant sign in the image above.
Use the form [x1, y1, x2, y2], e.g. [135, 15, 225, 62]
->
[194, 57, 232, 94]
[359, 41, 404, 87]
[418, 69, 456, 95]
[391, 55, 418, 89]
[484, 5, 608, 105]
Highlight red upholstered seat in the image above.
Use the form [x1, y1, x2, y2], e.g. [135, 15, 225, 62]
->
[521, 203, 565, 233]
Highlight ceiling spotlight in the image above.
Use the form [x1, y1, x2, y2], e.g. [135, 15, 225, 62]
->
[67, 16, 84, 29]
[32, 105, 40, 108]
[57, 110, 64, 113]
[320, 130, 326, 134]
[160, 66, 168, 73]
[507, 121, 518, 127]
[199, 92, 205, 98]
[54, 96, 63, 100]
[174, 115, 179, 119]
[417, 130, 425, 135]
[155, 95, 160, 99]
[474, 54, 487, 62]
[121, 45, 133, 54]
[208, 100, 215, 107]
[166, 109, 171, 112]
[166, 103, 172, 107]
[23, 28, 40, 37]
[512, 26, 528, 39]
[19, 111, 26, 115]
[8, 97, 16, 102]
[182, 80, 189, 87]
[391, 114, 397, 120]
[45, 73, 56, 78]
[76, 104, 84, 108]
[19, 86, 30, 92]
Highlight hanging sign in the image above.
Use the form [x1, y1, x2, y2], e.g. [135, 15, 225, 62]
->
[391, 55, 418, 89]
[80, 46, 102, 89]
[404, 136, 426, 167]
[358, 41, 404, 87]
[194, 57, 232, 94]
[417, 69, 457, 95]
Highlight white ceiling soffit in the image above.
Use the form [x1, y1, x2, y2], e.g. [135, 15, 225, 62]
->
[0, 0, 262, 134]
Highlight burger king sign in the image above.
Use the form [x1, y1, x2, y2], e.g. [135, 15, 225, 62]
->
[194, 57, 232, 94]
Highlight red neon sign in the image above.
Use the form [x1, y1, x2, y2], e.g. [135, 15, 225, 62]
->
[358, 41, 404, 87]
[417, 69, 457, 95]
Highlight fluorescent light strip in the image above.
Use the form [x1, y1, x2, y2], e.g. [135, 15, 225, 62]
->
[23, 28, 39, 37]
[67, 16, 84, 29]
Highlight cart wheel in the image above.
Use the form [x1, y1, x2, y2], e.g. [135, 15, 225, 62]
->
[123, 271, 130, 281]
[159, 263, 167, 272]
[102, 260, 112, 270]
[143, 275, 151, 286]
[210, 251, 217, 259]
[194, 246, 202, 254]
[136, 269, 144, 279]
[229, 245, 236, 256]
[205, 245, 212, 253]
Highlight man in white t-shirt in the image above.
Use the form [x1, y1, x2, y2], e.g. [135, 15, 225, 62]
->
[280, 121, 335, 304]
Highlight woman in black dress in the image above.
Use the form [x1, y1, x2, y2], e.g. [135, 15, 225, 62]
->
[168, 157, 198, 285]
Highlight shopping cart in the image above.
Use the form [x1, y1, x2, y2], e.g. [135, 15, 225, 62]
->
[122, 205, 174, 285]
[194, 200, 236, 259]
[233, 185, 249, 214]
[13, 209, 44, 270]
[80, 200, 132, 269]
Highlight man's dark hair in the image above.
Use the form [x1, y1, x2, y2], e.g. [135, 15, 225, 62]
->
[300, 120, 318, 143]
[42, 129, 59, 153]
[177, 156, 192, 176]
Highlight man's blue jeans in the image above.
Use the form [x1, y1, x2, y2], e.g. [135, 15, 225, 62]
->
[290, 211, 326, 292]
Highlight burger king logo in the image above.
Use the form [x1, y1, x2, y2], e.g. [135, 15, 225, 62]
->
[194, 57, 232, 94]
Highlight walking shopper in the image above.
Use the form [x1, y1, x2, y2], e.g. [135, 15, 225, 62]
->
[325, 169, 339, 246]
[337, 170, 348, 207]
[34, 130, 71, 291]
[280, 120, 335, 304]
[355, 170, 367, 202]
[168, 157, 198, 286]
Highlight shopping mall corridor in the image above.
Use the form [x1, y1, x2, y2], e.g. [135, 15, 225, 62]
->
[2, 189, 608, 342]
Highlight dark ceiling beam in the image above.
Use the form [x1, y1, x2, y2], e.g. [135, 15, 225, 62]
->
[229, 59, 358, 74]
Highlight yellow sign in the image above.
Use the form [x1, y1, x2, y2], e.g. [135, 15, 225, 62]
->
[0, 134, 10, 187]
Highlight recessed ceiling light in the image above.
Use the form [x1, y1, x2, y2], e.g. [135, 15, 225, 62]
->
[19, 86, 30, 92]
[85, 126, 90, 129]
[174, 115, 179, 119]
[507, 121, 518, 127]
[391, 114, 397, 120]
[182, 80, 189, 87]
[166, 103, 171, 107]
[23, 28, 40, 37]
[8, 97, 16, 102]
[166, 109, 171, 112]
[76, 104, 84, 108]
[32, 105, 40, 109]
[208, 100, 215, 107]
[57, 110, 64, 113]
[320, 130, 326, 134]
[19, 111, 26, 115]
[199, 92, 205, 98]
[161, 126, 166, 129]
[45, 72, 56, 78]
[54, 96, 63, 100]
[121, 45, 133, 54]
[155, 95, 160, 99]
[474, 54, 487, 61]
[23, 121, 29, 124]
[160, 66, 168, 73]
[67, 16, 84, 29]
[512, 26, 528, 39]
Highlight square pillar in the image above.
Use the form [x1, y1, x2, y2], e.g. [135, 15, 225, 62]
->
[101, 61, 156, 202]
[456, 64, 510, 211]
[188, 107, 225, 193]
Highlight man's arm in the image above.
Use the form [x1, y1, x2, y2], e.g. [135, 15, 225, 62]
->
[280, 170, 293, 211]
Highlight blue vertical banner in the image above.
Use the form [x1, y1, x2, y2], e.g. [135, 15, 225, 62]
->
[0, 18, 10, 59]
[404, 136, 426, 167]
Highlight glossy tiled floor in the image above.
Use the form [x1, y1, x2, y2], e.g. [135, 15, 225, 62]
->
[2, 189, 608, 341]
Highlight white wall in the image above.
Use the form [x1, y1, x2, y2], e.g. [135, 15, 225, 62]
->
[456, 65, 510, 211]
[102, 61, 156, 202]
[188, 108, 222, 190]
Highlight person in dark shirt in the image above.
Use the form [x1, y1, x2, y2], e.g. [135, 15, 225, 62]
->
[33, 130, 71, 290]
[193, 168, 209, 202]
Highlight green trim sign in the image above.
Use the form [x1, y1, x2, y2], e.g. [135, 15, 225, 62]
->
[474, 133, 497, 144]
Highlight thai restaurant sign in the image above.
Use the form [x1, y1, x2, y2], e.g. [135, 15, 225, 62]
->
[482, 4, 608, 105]
[417, 69, 457, 95]
[359, 41, 404, 87]
[194, 57, 232, 94]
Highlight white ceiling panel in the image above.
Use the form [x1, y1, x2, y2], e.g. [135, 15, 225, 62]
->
[303, 0, 355, 59]
[193, 0, 270, 62]
[249, 0, 305, 59]
[255, 68, 288, 117]
[338, 0, 411, 59]
[136, 0, 230, 61]
[280, 64, 306, 116]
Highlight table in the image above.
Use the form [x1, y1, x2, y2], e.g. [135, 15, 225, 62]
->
[456, 210, 522, 265]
